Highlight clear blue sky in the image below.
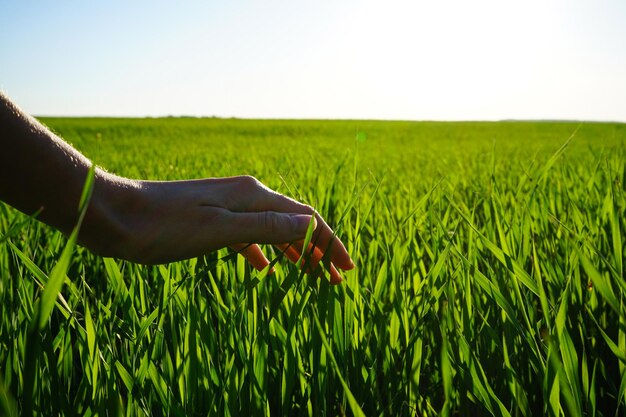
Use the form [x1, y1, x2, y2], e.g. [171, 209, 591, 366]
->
[1, 0, 625, 121]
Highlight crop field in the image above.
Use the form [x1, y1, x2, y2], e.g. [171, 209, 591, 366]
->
[0, 118, 625, 416]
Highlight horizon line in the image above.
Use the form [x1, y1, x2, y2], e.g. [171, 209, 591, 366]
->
[34, 115, 626, 124]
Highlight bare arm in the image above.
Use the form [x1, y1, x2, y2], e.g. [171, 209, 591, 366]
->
[0, 92, 353, 282]
[0, 92, 134, 253]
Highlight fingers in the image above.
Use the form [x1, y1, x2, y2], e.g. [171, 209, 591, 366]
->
[309, 214, 354, 271]
[279, 241, 324, 270]
[223, 177, 354, 271]
[231, 242, 343, 284]
[275, 243, 344, 285]
[276, 243, 301, 264]
[255, 197, 354, 270]
[328, 263, 342, 285]
[231, 243, 273, 273]
[203, 176, 354, 281]
[267, 209, 352, 273]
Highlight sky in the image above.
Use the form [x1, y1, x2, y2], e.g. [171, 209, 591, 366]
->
[1, 0, 625, 121]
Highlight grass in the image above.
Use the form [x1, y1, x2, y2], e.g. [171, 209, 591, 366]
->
[0, 118, 624, 416]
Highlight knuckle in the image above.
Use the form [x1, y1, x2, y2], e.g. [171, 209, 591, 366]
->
[238, 175, 261, 190]
[223, 175, 261, 211]
[262, 211, 279, 235]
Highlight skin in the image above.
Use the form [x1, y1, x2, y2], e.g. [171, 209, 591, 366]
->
[0, 92, 354, 283]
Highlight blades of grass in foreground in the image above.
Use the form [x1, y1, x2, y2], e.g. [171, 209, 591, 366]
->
[554, 279, 583, 416]
[6, 240, 73, 317]
[0, 208, 41, 245]
[440, 315, 453, 417]
[296, 212, 318, 270]
[22, 165, 95, 417]
[268, 265, 300, 320]
[585, 306, 626, 365]
[578, 250, 620, 315]
[312, 313, 366, 417]
[0, 375, 17, 417]
[37, 165, 95, 329]
[449, 199, 539, 296]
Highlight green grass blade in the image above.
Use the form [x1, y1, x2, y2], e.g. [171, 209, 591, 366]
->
[313, 313, 365, 417]
[37, 165, 95, 329]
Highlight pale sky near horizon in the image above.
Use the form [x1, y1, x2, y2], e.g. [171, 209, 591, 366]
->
[1, 0, 625, 121]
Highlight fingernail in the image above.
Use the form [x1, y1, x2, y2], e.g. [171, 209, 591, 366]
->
[293, 214, 316, 235]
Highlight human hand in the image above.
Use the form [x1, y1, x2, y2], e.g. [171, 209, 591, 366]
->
[107, 175, 354, 283]
[0, 92, 353, 282]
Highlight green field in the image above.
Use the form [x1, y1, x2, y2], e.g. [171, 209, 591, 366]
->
[1, 119, 625, 416]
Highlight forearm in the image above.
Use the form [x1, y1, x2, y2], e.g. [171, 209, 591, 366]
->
[0, 92, 135, 256]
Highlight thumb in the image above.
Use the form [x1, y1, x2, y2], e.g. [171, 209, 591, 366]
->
[227, 211, 316, 244]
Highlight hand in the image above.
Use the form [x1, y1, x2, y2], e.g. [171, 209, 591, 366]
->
[105, 175, 354, 283]
[1, 92, 354, 283]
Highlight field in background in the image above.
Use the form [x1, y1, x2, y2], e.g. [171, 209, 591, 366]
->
[0, 119, 625, 416]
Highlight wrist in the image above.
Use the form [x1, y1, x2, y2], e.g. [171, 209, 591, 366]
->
[79, 169, 144, 260]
